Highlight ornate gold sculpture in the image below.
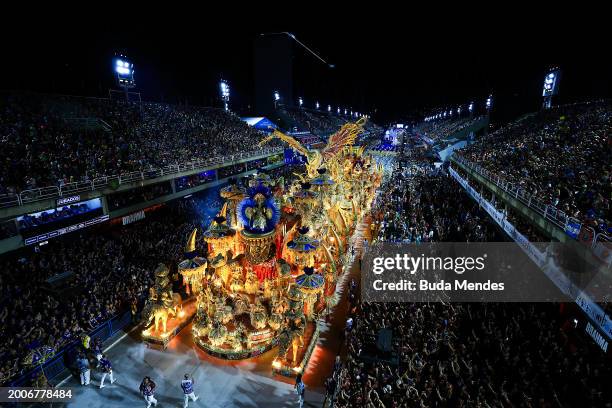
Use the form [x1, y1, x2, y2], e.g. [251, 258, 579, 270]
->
[176, 119, 382, 372]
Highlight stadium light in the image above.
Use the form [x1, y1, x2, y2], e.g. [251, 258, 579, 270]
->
[542, 68, 561, 109]
[344, 108, 347, 115]
[468, 102, 474, 113]
[298, 97, 303, 107]
[114, 55, 135, 101]
[220, 79, 230, 111]
[274, 91, 280, 101]
[316, 101, 320, 109]
[337, 107, 340, 114]
[457, 107, 461, 115]
[328, 105, 331, 112]
[486, 94, 492, 110]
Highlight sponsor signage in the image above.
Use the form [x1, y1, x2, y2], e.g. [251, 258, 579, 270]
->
[56, 195, 81, 206]
[585, 322, 608, 353]
[24, 215, 109, 246]
[122, 210, 146, 226]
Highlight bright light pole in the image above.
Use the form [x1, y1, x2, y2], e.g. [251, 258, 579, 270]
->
[220, 79, 230, 111]
[114, 55, 135, 101]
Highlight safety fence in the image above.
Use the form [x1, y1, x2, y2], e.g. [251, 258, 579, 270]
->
[0, 147, 283, 209]
[7, 311, 133, 387]
[449, 166, 612, 341]
[452, 154, 589, 243]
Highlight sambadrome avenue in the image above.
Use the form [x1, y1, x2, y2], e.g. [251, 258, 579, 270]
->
[0, 19, 610, 408]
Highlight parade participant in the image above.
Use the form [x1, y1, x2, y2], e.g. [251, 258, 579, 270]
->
[181, 373, 199, 407]
[76, 353, 90, 386]
[294, 374, 305, 408]
[140, 376, 157, 408]
[325, 375, 337, 407]
[98, 354, 116, 388]
[92, 338, 103, 367]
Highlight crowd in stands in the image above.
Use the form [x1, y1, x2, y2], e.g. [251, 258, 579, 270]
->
[279, 106, 383, 141]
[0, 92, 279, 195]
[329, 154, 610, 407]
[414, 115, 485, 142]
[0, 201, 198, 384]
[458, 101, 611, 230]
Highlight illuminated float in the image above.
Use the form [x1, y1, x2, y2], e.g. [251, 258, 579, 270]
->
[167, 118, 382, 374]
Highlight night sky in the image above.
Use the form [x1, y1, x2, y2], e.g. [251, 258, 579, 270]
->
[2, 14, 610, 125]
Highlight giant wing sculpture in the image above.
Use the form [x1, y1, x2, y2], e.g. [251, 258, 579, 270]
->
[259, 130, 309, 157]
[320, 117, 366, 161]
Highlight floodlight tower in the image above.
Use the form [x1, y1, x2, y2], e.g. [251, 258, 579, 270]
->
[542, 67, 561, 109]
[273, 91, 280, 108]
[316, 101, 320, 109]
[468, 101, 474, 117]
[486, 94, 493, 114]
[220, 79, 230, 111]
[327, 104, 331, 113]
[114, 55, 135, 101]
[298, 97, 303, 108]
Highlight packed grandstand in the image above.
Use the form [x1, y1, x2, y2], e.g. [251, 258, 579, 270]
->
[0, 82, 610, 408]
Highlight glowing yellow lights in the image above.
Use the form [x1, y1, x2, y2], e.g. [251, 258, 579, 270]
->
[178, 310, 186, 318]
[292, 366, 302, 372]
[272, 360, 281, 369]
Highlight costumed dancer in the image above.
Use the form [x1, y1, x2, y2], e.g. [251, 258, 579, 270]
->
[181, 373, 199, 407]
[76, 353, 90, 386]
[99, 354, 116, 388]
[140, 376, 157, 408]
[295, 373, 305, 408]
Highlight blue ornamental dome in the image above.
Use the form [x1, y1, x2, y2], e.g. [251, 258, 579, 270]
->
[237, 182, 280, 234]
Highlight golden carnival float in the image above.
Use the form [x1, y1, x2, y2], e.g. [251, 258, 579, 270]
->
[140, 118, 382, 376]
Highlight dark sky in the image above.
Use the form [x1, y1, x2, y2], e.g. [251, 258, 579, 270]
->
[2, 13, 610, 124]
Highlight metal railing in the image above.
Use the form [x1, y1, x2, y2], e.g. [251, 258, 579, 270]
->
[7, 311, 133, 387]
[451, 154, 587, 241]
[0, 147, 283, 209]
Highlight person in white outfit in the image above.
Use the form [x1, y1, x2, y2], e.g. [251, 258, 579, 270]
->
[98, 354, 116, 388]
[140, 377, 157, 408]
[76, 354, 90, 386]
[181, 373, 199, 407]
[295, 374, 305, 408]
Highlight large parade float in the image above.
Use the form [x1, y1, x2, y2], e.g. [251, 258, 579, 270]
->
[140, 118, 382, 376]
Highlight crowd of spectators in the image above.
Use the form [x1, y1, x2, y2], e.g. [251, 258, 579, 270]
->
[0, 200, 201, 384]
[279, 106, 383, 140]
[414, 116, 485, 142]
[0, 92, 279, 195]
[458, 101, 611, 231]
[329, 154, 610, 407]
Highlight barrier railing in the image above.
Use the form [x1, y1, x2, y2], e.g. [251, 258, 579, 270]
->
[7, 311, 133, 387]
[451, 154, 587, 241]
[0, 147, 283, 210]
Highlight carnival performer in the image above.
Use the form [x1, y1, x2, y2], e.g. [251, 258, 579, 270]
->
[98, 354, 116, 388]
[76, 353, 90, 386]
[295, 373, 305, 408]
[92, 338, 103, 367]
[181, 373, 199, 407]
[140, 376, 158, 407]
